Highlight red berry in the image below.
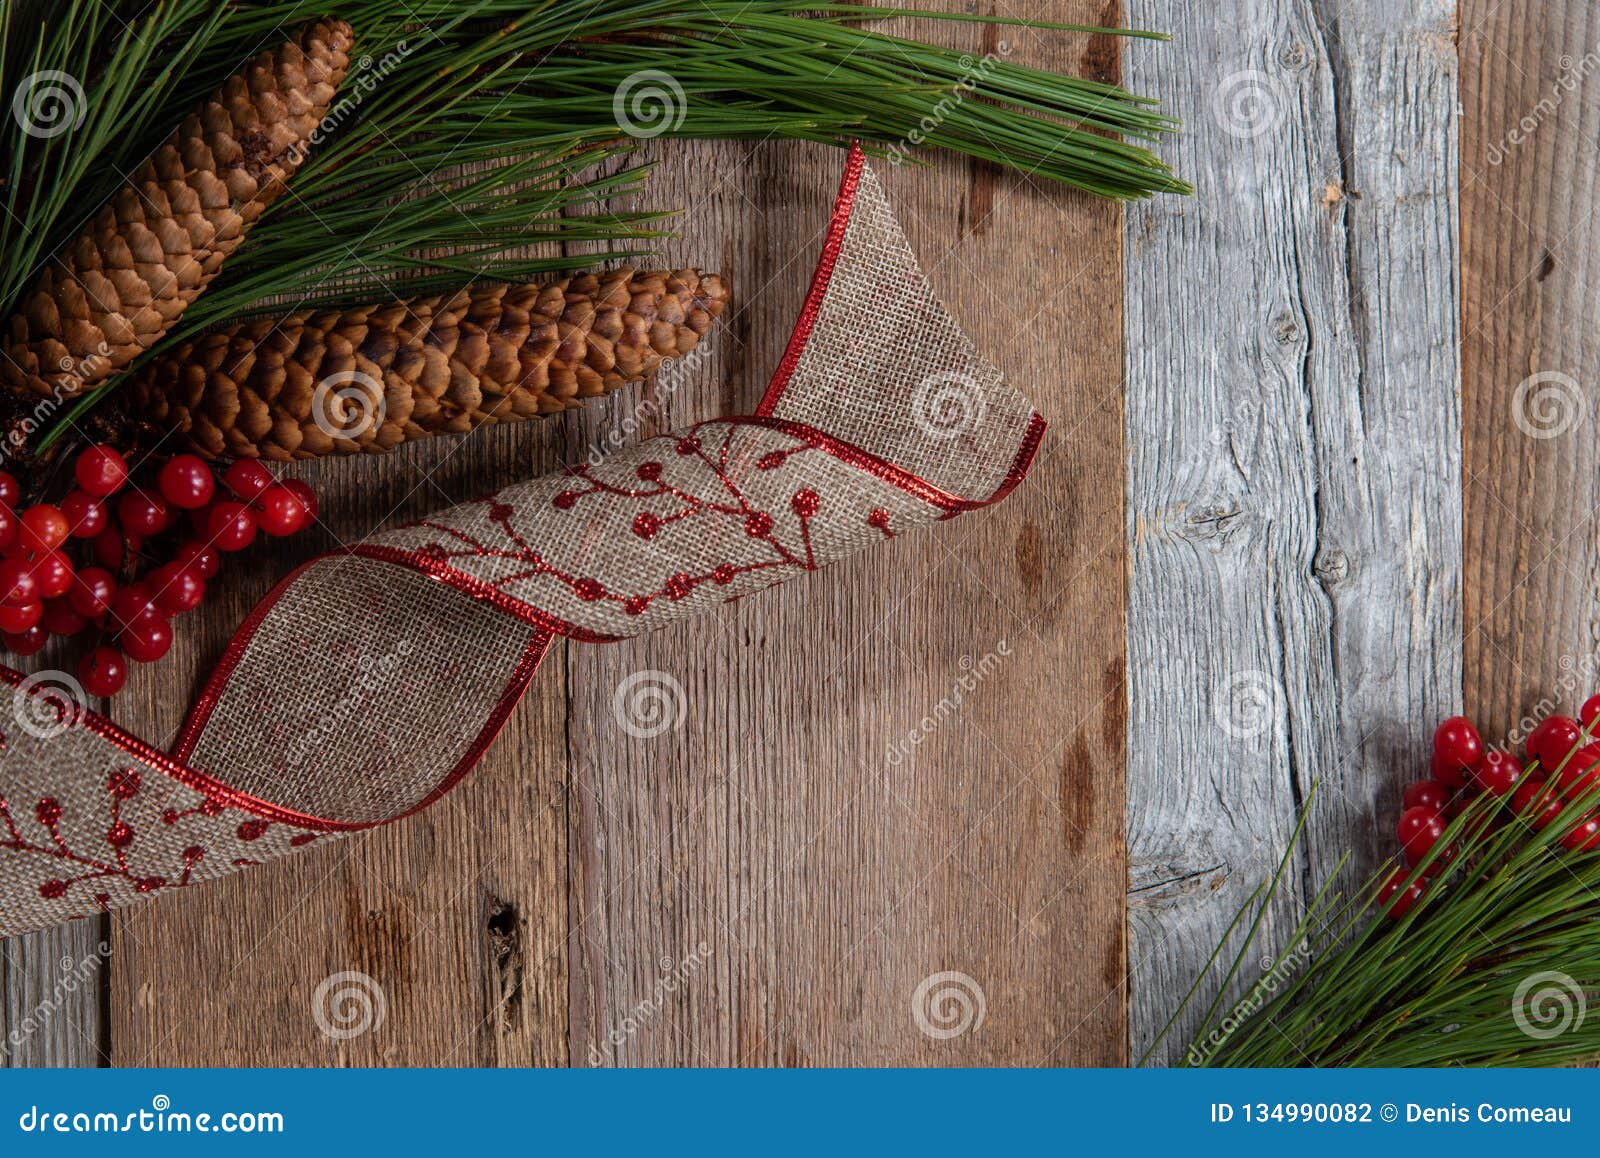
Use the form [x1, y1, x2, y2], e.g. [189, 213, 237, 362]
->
[118, 615, 172, 663]
[108, 586, 159, 634]
[116, 490, 171, 537]
[1561, 815, 1600, 852]
[0, 470, 19, 507]
[150, 564, 204, 614]
[2, 624, 47, 655]
[19, 505, 68, 554]
[1474, 749, 1523, 796]
[1398, 805, 1447, 865]
[281, 479, 317, 524]
[1377, 868, 1428, 918]
[253, 484, 306, 536]
[0, 602, 42, 633]
[1433, 715, 1484, 770]
[205, 501, 257, 551]
[172, 541, 220, 580]
[78, 647, 127, 697]
[1514, 776, 1564, 829]
[59, 490, 106, 538]
[74, 446, 128, 497]
[157, 454, 215, 509]
[0, 558, 38, 607]
[40, 599, 87, 636]
[1582, 695, 1600, 729]
[91, 527, 125, 570]
[0, 506, 17, 552]
[68, 567, 116, 619]
[1529, 716, 1583, 770]
[1430, 749, 1472, 789]
[1557, 744, 1600, 799]
[1402, 780, 1451, 813]
[29, 551, 72, 600]
[223, 459, 274, 500]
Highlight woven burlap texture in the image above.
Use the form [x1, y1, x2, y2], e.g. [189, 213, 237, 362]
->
[0, 153, 1042, 937]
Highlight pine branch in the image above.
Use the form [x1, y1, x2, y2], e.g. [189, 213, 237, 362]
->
[1172, 764, 1600, 1068]
[3, 1, 1188, 451]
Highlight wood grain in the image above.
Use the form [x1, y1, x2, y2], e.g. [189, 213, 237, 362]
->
[0, 1, 1126, 1065]
[1460, 5, 1600, 744]
[1124, 0, 1460, 1063]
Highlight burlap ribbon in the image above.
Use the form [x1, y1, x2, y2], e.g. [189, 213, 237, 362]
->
[0, 148, 1044, 939]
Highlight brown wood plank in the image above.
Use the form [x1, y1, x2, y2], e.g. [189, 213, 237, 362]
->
[108, 431, 571, 1066]
[105, 1, 1124, 1065]
[565, 3, 1126, 1065]
[1461, 3, 1600, 740]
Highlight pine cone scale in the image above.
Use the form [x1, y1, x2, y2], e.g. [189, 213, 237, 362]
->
[1, 20, 353, 402]
[126, 269, 729, 461]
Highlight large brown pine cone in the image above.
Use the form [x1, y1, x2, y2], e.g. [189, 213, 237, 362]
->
[1, 19, 354, 402]
[125, 268, 730, 461]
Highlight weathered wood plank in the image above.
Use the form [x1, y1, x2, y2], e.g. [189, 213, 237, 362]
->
[1125, 0, 1460, 1063]
[107, 429, 572, 1066]
[11, 3, 1124, 1066]
[1, 635, 109, 1067]
[1460, 5, 1600, 744]
[566, 0, 1126, 1066]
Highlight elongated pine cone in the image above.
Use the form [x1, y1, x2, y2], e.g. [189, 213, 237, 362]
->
[125, 268, 730, 460]
[1, 20, 354, 402]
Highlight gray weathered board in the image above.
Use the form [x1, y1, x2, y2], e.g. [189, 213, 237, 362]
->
[2, 0, 1475, 1067]
[1124, 0, 1460, 1062]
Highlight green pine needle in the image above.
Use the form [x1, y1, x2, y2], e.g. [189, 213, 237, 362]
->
[2, 1, 1188, 449]
[1163, 742, 1600, 1068]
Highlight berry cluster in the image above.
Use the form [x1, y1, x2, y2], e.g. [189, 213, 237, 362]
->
[0, 447, 317, 696]
[1380, 702, 1600, 917]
